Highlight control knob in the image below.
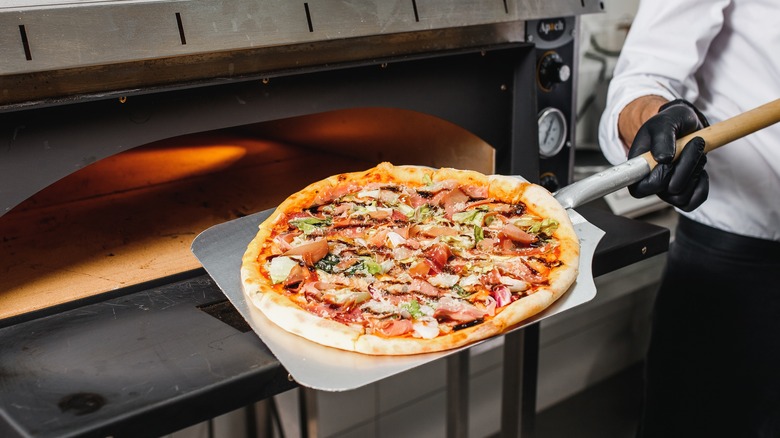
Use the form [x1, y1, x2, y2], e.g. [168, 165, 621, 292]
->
[539, 172, 560, 192]
[537, 52, 571, 91]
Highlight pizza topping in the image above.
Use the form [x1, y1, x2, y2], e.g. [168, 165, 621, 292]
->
[400, 299, 425, 318]
[261, 177, 568, 339]
[322, 290, 371, 309]
[491, 285, 513, 307]
[268, 256, 299, 284]
[428, 273, 460, 288]
[408, 278, 440, 297]
[289, 216, 332, 235]
[282, 238, 329, 265]
[453, 318, 485, 331]
[412, 317, 440, 339]
[499, 223, 537, 245]
[433, 296, 487, 323]
[283, 263, 312, 289]
[373, 318, 414, 337]
[499, 276, 529, 293]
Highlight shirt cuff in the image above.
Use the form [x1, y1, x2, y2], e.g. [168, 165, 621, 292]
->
[597, 76, 679, 165]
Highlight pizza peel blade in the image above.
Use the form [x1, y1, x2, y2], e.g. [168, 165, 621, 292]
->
[191, 200, 604, 392]
[554, 97, 780, 210]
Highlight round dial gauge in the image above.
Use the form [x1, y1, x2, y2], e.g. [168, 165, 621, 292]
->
[537, 107, 568, 158]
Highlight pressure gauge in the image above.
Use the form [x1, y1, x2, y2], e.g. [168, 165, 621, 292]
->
[537, 107, 568, 158]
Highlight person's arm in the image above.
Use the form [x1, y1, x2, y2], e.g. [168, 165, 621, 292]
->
[598, 1, 728, 165]
[617, 95, 668, 150]
[625, 98, 710, 211]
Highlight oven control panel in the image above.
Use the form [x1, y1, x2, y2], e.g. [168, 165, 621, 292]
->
[528, 16, 578, 191]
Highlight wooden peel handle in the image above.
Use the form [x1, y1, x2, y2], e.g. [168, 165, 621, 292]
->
[641, 98, 780, 168]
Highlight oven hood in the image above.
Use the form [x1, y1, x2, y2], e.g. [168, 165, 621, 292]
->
[0, 0, 602, 108]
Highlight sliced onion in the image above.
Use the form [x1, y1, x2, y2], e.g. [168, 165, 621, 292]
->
[492, 285, 513, 307]
[412, 316, 440, 339]
[499, 275, 529, 292]
[386, 231, 407, 248]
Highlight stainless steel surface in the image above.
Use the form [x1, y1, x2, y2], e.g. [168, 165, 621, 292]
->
[0, 273, 296, 438]
[299, 387, 319, 438]
[553, 156, 652, 210]
[501, 326, 538, 438]
[190, 202, 604, 392]
[1, 0, 601, 76]
[446, 352, 470, 438]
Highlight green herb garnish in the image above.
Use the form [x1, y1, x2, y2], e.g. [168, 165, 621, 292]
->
[452, 284, 471, 298]
[412, 204, 434, 222]
[314, 253, 341, 273]
[345, 257, 383, 276]
[402, 299, 424, 319]
[474, 225, 484, 244]
[452, 207, 487, 226]
[289, 216, 332, 235]
[528, 218, 559, 236]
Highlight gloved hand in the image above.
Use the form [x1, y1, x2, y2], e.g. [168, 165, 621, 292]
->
[628, 99, 710, 211]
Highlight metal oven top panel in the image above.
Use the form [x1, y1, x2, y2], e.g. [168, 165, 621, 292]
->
[1, 0, 602, 76]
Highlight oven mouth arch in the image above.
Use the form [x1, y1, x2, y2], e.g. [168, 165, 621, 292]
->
[0, 106, 496, 323]
[0, 44, 536, 323]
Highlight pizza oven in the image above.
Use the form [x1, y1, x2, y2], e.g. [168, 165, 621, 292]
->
[0, 1, 670, 437]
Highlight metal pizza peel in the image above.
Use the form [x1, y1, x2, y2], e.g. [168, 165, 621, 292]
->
[191, 190, 604, 392]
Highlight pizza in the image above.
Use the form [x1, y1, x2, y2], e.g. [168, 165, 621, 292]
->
[241, 162, 579, 355]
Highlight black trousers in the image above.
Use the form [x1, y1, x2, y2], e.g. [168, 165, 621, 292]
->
[639, 216, 780, 438]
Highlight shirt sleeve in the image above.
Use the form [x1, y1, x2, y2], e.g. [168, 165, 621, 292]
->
[597, 0, 730, 165]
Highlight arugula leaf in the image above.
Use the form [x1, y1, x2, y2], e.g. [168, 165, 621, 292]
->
[528, 218, 559, 236]
[452, 208, 486, 226]
[314, 253, 341, 273]
[402, 299, 424, 319]
[289, 216, 332, 235]
[514, 216, 559, 237]
[362, 258, 383, 275]
[452, 284, 471, 298]
[474, 225, 484, 244]
[412, 204, 434, 222]
[345, 257, 383, 276]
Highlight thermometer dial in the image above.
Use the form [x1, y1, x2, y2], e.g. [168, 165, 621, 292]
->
[537, 107, 568, 158]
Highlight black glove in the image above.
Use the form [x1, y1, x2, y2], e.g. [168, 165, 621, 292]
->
[627, 99, 710, 212]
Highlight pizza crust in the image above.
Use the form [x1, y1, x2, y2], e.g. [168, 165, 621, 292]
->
[354, 319, 502, 355]
[240, 163, 580, 355]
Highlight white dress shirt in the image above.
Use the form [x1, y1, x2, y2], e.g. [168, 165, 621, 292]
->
[598, 0, 780, 241]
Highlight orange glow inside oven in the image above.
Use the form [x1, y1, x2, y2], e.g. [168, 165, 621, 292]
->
[0, 108, 495, 321]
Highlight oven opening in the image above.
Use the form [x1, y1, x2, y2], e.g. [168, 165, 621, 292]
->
[0, 107, 495, 321]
